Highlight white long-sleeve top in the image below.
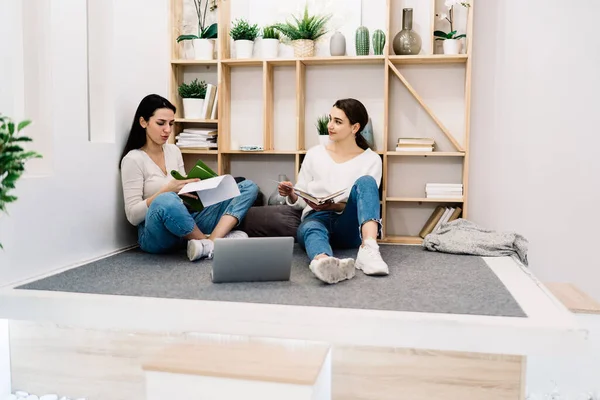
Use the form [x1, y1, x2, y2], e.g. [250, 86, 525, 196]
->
[286, 144, 382, 220]
[120, 144, 185, 226]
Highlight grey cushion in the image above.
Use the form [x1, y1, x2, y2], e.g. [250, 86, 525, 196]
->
[239, 205, 301, 239]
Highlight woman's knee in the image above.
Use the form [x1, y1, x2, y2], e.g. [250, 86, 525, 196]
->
[238, 179, 259, 198]
[149, 192, 183, 212]
[355, 175, 377, 188]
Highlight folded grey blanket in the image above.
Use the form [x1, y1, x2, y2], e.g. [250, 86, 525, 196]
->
[422, 219, 529, 266]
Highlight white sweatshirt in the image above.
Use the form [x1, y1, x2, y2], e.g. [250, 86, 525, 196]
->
[286, 144, 382, 220]
[120, 144, 185, 226]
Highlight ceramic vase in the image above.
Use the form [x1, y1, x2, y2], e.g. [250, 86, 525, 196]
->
[182, 98, 205, 119]
[193, 38, 214, 60]
[330, 31, 346, 56]
[392, 8, 422, 55]
[443, 39, 461, 55]
[234, 39, 254, 58]
[262, 38, 279, 58]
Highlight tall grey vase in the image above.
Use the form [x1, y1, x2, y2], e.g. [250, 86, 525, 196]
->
[330, 31, 346, 56]
[392, 8, 422, 55]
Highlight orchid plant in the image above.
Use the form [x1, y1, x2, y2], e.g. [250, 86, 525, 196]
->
[434, 0, 470, 41]
[176, 0, 218, 42]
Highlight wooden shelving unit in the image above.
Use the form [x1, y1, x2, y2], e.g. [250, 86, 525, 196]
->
[169, 0, 475, 244]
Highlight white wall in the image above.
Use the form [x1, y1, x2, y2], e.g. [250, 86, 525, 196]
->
[0, 0, 170, 285]
[469, 0, 600, 301]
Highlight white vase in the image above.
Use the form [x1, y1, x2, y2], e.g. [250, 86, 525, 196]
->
[234, 40, 254, 59]
[443, 39, 461, 55]
[193, 38, 214, 60]
[261, 38, 279, 59]
[318, 135, 330, 146]
[182, 98, 205, 119]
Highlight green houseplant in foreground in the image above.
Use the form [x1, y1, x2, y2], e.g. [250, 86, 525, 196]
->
[229, 18, 260, 59]
[272, 4, 331, 57]
[0, 114, 42, 248]
[178, 78, 208, 119]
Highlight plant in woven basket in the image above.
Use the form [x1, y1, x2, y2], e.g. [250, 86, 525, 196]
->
[176, 0, 218, 42]
[316, 115, 329, 135]
[178, 78, 207, 99]
[0, 115, 42, 249]
[229, 18, 260, 41]
[272, 4, 331, 57]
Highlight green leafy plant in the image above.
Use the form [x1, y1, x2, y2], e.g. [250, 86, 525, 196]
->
[178, 78, 207, 99]
[434, 0, 470, 40]
[262, 26, 280, 40]
[229, 18, 260, 41]
[315, 115, 329, 135]
[0, 115, 42, 248]
[272, 4, 332, 41]
[176, 0, 218, 42]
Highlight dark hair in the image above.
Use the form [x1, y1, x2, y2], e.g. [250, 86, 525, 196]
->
[119, 94, 176, 167]
[332, 98, 371, 150]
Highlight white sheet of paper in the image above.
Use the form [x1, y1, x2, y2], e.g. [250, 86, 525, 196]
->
[178, 175, 240, 208]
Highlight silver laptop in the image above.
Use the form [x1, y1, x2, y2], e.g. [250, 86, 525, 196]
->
[211, 236, 295, 283]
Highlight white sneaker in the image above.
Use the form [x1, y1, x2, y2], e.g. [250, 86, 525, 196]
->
[355, 239, 389, 276]
[223, 230, 249, 239]
[309, 257, 355, 284]
[187, 239, 214, 261]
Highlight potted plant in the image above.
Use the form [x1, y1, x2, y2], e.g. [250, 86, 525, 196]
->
[434, 0, 470, 55]
[176, 0, 218, 60]
[178, 79, 207, 119]
[261, 26, 280, 59]
[315, 114, 329, 146]
[272, 4, 331, 58]
[0, 115, 42, 249]
[229, 18, 260, 59]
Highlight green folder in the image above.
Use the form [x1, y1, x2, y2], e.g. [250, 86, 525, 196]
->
[170, 160, 218, 212]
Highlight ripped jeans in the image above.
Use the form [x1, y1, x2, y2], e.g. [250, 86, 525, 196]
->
[297, 175, 382, 260]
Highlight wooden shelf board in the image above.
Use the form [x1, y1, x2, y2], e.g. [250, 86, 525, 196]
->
[386, 197, 464, 203]
[175, 118, 218, 124]
[387, 151, 465, 157]
[180, 149, 219, 155]
[221, 56, 385, 67]
[223, 150, 298, 155]
[388, 54, 468, 64]
[380, 235, 424, 245]
[171, 59, 218, 65]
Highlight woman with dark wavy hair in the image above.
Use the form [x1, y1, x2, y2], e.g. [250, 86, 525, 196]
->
[279, 98, 389, 284]
[119, 94, 258, 261]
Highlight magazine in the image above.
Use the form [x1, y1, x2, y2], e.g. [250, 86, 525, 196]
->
[277, 181, 347, 206]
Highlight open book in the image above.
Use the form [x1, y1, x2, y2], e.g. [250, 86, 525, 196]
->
[279, 182, 347, 206]
[171, 160, 239, 212]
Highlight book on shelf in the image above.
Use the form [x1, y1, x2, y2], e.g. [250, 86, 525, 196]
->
[171, 159, 239, 212]
[176, 128, 218, 149]
[425, 183, 463, 199]
[201, 84, 218, 120]
[278, 182, 347, 206]
[418, 205, 462, 238]
[396, 137, 435, 152]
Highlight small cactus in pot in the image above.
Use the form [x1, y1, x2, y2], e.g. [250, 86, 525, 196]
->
[355, 26, 369, 55]
[372, 29, 386, 55]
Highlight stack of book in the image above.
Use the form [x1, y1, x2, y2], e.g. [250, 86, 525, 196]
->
[425, 183, 463, 199]
[175, 128, 218, 149]
[418, 205, 462, 238]
[395, 137, 435, 152]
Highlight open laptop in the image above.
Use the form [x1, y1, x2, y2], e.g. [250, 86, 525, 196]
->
[211, 236, 295, 283]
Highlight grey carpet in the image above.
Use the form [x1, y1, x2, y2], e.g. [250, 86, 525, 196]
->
[16, 244, 526, 317]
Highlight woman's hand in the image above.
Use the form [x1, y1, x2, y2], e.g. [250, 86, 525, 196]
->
[163, 178, 200, 194]
[278, 181, 298, 203]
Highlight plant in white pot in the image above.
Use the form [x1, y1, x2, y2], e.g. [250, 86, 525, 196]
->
[178, 79, 207, 119]
[434, 0, 470, 55]
[315, 114, 330, 146]
[272, 4, 331, 58]
[229, 18, 260, 59]
[176, 0, 218, 60]
[0, 115, 42, 249]
[261, 26, 280, 59]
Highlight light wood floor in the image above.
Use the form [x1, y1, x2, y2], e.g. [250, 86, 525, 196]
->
[9, 320, 525, 400]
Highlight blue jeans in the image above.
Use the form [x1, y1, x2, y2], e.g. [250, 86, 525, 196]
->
[138, 180, 258, 254]
[297, 175, 382, 260]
